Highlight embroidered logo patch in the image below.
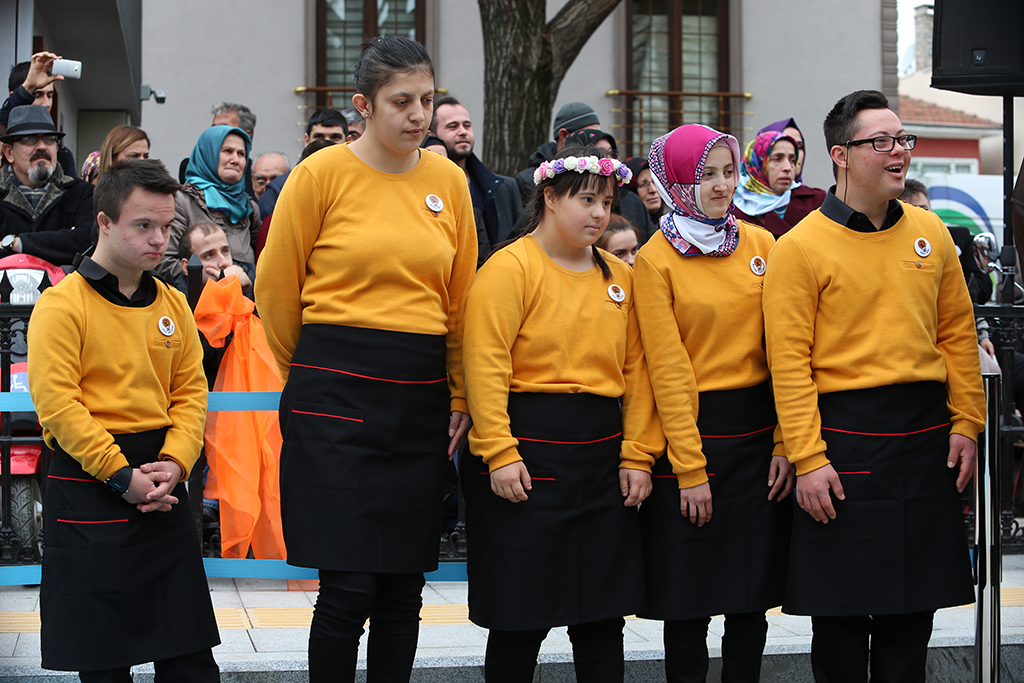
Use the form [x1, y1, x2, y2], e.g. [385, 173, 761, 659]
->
[425, 194, 444, 212]
[750, 256, 766, 276]
[158, 316, 175, 337]
[914, 238, 931, 258]
[608, 284, 626, 303]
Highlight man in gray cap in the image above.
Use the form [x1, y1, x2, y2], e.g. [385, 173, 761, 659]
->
[0, 105, 94, 266]
[515, 102, 656, 240]
[515, 101, 601, 199]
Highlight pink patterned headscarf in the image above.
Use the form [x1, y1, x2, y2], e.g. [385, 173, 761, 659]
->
[648, 124, 742, 257]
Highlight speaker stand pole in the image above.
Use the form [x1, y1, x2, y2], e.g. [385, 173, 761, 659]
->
[1000, 95, 1015, 303]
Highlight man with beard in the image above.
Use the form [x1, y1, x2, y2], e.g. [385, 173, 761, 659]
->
[1, 52, 77, 178]
[0, 105, 93, 266]
[432, 96, 520, 266]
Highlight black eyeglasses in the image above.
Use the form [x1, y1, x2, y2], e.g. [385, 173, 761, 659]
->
[844, 134, 917, 152]
[14, 134, 59, 146]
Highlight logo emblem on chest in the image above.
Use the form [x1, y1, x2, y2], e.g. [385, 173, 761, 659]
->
[158, 316, 176, 337]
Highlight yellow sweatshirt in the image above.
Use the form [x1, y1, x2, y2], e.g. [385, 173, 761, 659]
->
[255, 144, 477, 411]
[27, 273, 208, 482]
[762, 204, 985, 475]
[464, 236, 665, 472]
[634, 224, 780, 488]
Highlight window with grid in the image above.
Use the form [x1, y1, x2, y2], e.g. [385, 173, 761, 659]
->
[318, 1, 425, 95]
[627, 0, 727, 157]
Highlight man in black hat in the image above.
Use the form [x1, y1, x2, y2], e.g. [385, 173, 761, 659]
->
[514, 101, 600, 199]
[0, 105, 93, 266]
[1, 52, 77, 177]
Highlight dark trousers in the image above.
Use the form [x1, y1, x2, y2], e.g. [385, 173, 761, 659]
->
[484, 617, 625, 683]
[810, 612, 934, 683]
[308, 570, 426, 683]
[78, 648, 218, 682]
[663, 612, 768, 683]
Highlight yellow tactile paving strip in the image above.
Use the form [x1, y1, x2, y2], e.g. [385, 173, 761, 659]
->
[1, 589, 1023, 632]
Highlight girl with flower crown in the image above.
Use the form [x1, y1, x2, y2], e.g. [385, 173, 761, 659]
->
[461, 144, 664, 683]
[632, 124, 795, 683]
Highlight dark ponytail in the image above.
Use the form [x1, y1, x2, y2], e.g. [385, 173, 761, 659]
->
[488, 144, 618, 279]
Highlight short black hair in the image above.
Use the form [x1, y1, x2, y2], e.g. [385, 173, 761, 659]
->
[94, 159, 180, 223]
[430, 95, 461, 132]
[177, 222, 222, 262]
[300, 139, 336, 161]
[306, 109, 348, 136]
[900, 178, 928, 201]
[823, 90, 891, 179]
[8, 62, 29, 93]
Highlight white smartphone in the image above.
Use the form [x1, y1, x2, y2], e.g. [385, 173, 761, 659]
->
[51, 59, 82, 79]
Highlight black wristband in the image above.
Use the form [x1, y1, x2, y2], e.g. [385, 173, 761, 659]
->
[104, 466, 132, 495]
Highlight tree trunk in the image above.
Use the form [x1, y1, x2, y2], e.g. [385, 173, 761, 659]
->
[478, 0, 623, 178]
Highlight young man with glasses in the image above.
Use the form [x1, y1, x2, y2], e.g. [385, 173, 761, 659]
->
[0, 105, 94, 265]
[762, 90, 984, 683]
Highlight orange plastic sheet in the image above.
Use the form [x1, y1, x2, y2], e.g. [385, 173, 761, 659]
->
[194, 276, 286, 560]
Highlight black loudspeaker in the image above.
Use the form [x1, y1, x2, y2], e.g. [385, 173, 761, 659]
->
[931, 0, 1024, 97]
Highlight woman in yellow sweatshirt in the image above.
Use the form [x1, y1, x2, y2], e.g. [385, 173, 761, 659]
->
[254, 37, 477, 683]
[461, 145, 663, 682]
[633, 124, 794, 683]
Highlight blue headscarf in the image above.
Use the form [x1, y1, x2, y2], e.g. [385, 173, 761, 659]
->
[184, 125, 253, 224]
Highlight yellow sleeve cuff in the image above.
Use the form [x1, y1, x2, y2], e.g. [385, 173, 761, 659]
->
[794, 453, 831, 477]
[676, 468, 709, 489]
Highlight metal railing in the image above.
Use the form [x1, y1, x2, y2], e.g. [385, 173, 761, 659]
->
[605, 88, 753, 158]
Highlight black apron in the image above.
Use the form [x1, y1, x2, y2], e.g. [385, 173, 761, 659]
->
[784, 381, 975, 616]
[462, 392, 646, 631]
[279, 324, 450, 573]
[40, 429, 219, 672]
[638, 381, 791, 620]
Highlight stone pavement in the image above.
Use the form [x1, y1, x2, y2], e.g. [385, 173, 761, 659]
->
[2, 556, 1024, 682]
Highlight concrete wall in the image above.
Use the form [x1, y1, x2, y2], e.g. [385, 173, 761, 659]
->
[737, 0, 886, 190]
[139, 0, 314, 177]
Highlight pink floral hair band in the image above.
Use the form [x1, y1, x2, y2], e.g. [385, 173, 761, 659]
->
[533, 156, 633, 187]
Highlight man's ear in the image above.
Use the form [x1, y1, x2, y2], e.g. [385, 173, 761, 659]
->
[829, 144, 849, 173]
[0, 143, 12, 164]
[180, 258, 190, 275]
[96, 211, 112, 235]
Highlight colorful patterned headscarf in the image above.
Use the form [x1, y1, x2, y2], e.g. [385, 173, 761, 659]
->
[760, 117, 805, 182]
[741, 131, 798, 196]
[647, 124, 741, 257]
[80, 151, 101, 184]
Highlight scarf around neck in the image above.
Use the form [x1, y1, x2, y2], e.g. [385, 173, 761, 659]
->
[184, 125, 253, 225]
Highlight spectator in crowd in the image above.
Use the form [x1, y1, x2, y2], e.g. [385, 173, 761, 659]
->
[256, 36, 475, 683]
[257, 109, 347, 220]
[432, 95, 521, 266]
[0, 105, 93, 266]
[731, 129, 827, 237]
[171, 222, 254, 295]
[255, 139, 338, 259]
[514, 101, 601, 199]
[158, 125, 260, 281]
[633, 124, 793, 683]
[594, 213, 640, 266]
[761, 117, 810, 181]
[763, 90, 983, 683]
[179, 102, 257, 198]
[98, 125, 150, 178]
[342, 107, 365, 141]
[80, 151, 100, 184]
[251, 152, 289, 200]
[1, 52, 76, 177]
[564, 128, 655, 239]
[461, 144, 658, 682]
[624, 157, 666, 225]
[28, 158, 219, 681]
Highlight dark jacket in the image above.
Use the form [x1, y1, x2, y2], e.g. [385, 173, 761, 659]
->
[257, 169, 290, 221]
[515, 141, 656, 242]
[465, 154, 521, 266]
[947, 225, 992, 304]
[0, 163, 93, 266]
[731, 184, 828, 238]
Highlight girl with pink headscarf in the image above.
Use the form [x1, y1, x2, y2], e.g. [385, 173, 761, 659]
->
[633, 124, 795, 683]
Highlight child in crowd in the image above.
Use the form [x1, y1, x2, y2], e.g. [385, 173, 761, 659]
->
[595, 213, 641, 266]
[461, 144, 663, 683]
[633, 124, 794, 683]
